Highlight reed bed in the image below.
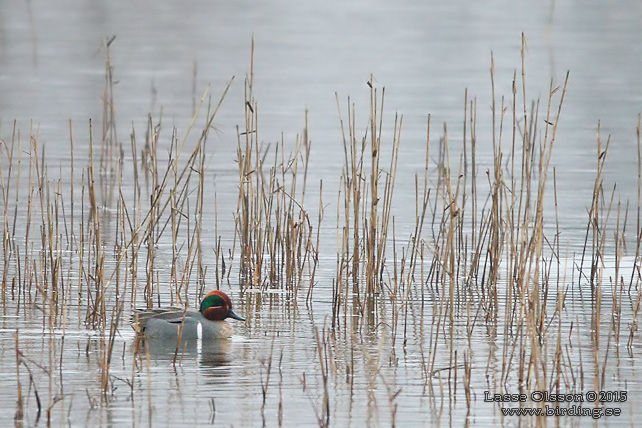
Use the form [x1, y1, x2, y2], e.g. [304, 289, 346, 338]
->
[1, 35, 641, 427]
[233, 39, 319, 298]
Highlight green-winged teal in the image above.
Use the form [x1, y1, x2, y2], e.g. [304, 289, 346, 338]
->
[131, 290, 245, 339]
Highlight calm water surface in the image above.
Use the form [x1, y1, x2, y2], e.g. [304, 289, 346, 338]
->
[1, 1, 641, 427]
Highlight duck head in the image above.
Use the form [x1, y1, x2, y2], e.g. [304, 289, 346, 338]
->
[200, 290, 245, 322]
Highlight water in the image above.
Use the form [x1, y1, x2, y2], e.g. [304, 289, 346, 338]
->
[1, 0, 641, 426]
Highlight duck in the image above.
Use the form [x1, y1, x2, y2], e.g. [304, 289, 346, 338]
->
[131, 290, 245, 340]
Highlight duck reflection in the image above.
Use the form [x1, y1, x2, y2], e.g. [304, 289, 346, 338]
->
[137, 336, 232, 369]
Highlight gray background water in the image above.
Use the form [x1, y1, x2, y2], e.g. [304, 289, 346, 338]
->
[1, 0, 641, 426]
[2, 1, 641, 232]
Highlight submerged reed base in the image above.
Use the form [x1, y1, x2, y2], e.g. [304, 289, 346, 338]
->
[2, 36, 641, 427]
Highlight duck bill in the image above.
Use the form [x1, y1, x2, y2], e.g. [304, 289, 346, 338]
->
[227, 309, 246, 322]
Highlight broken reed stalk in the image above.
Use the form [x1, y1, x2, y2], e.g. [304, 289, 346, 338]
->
[631, 113, 642, 291]
[100, 35, 118, 188]
[14, 330, 23, 423]
[1, 122, 18, 295]
[87, 118, 106, 328]
[313, 325, 331, 427]
[306, 179, 324, 306]
[628, 114, 642, 351]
